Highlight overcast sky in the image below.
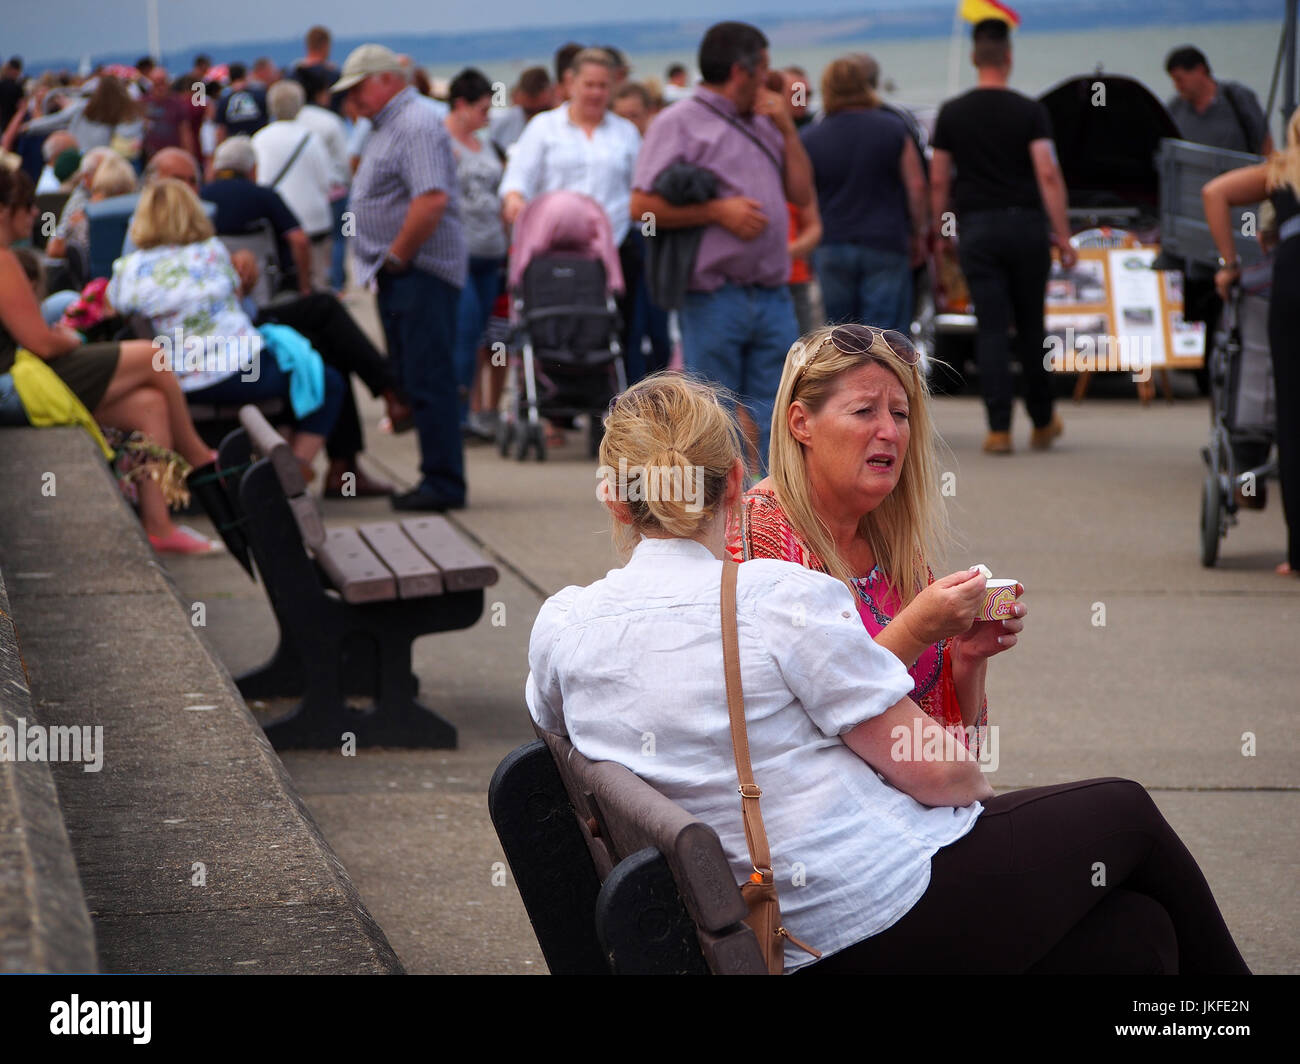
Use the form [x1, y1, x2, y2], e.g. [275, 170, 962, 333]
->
[9, 0, 917, 65]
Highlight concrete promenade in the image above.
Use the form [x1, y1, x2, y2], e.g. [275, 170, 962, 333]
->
[161, 290, 1300, 974]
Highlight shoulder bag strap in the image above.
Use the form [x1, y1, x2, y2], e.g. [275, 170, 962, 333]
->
[721, 558, 773, 874]
[692, 96, 783, 175]
[1220, 83, 1260, 155]
[269, 132, 311, 190]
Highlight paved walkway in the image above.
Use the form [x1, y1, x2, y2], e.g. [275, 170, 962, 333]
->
[161, 290, 1299, 974]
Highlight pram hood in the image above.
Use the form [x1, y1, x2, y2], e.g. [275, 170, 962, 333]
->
[508, 190, 625, 295]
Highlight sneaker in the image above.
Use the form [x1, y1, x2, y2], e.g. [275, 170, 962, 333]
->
[982, 431, 1013, 455]
[1030, 415, 1064, 451]
[391, 487, 466, 512]
[149, 525, 225, 555]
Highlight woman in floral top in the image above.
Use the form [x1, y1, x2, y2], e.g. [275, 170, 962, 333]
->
[727, 324, 1025, 746]
[107, 179, 343, 474]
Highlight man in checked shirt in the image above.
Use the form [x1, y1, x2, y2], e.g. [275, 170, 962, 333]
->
[336, 44, 469, 511]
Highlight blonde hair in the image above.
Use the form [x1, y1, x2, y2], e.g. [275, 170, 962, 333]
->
[128, 178, 214, 249]
[597, 372, 742, 558]
[90, 152, 137, 198]
[1266, 108, 1300, 198]
[767, 327, 950, 606]
[821, 56, 878, 116]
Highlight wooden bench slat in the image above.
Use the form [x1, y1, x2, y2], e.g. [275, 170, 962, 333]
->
[357, 522, 444, 599]
[290, 494, 326, 551]
[400, 517, 498, 592]
[239, 405, 304, 497]
[316, 528, 397, 603]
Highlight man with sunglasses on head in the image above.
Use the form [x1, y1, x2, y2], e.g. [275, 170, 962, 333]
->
[631, 20, 813, 475]
[930, 18, 1074, 455]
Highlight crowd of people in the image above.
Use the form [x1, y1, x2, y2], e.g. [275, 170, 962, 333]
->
[0, 14, 1281, 976]
[0, 16, 1292, 571]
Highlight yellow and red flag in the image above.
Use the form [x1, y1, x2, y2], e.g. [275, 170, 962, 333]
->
[959, 0, 1021, 26]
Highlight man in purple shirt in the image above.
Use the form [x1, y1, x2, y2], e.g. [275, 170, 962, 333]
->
[631, 21, 813, 472]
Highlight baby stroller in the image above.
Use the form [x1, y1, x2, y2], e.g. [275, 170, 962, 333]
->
[1199, 256, 1278, 566]
[497, 190, 627, 461]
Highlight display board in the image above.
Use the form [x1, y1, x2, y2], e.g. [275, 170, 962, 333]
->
[1043, 245, 1205, 379]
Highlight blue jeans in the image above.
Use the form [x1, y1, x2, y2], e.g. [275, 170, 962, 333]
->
[330, 193, 349, 291]
[679, 283, 798, 474]
[187, 361, 345, 438]
[454, 256, 503, 426]
[41, 290, 79, 326]
[813, 243, 912, 333]
[377, 267, 465, 503]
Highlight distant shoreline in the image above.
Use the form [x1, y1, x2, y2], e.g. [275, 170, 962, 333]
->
[23, 4, 1281, 74]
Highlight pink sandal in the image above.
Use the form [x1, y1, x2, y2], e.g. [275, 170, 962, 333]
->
[149, 525, 224, 556]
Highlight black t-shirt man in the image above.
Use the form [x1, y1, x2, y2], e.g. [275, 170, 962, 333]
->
[214, 84, 269, 137]
[0, 75, 24, 132]
[931, 88, 1053, 214]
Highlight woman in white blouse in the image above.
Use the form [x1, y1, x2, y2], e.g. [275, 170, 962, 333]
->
[526, 373, 1250, 974]
[499, 48, 641, 352]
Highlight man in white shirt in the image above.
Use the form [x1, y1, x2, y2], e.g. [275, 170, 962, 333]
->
[252, 78, 334, 289]
[295, 68, 352, 291]
[500, 48, 641, 346]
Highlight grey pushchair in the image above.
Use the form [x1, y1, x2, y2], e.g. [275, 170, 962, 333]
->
[1200, 257, 1278, 566]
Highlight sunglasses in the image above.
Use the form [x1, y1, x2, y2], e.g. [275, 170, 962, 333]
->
[827, 323, 919, 366]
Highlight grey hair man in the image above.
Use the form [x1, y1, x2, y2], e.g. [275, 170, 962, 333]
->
[333, 42, 468, 511]
[251, 77, 333, 287]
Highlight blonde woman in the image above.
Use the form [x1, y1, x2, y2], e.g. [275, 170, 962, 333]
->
[108, 179, 343, 478]
[0, 167, 218, 554]
[1203, 108, 1300, 577]
[527, 371, 1248, 973]
[728, 324, 1024, 741]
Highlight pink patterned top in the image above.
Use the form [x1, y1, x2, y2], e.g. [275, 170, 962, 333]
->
[726, 484, 988, 741]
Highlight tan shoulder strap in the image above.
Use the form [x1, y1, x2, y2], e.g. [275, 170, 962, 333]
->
[721, 558, 773, 875]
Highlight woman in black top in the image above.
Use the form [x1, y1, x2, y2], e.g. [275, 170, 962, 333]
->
[0, 167, 218, 554]
[800, 57, 927, 334]
[1203, 109, 1300, 577]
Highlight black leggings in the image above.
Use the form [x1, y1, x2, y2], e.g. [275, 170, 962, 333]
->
[799, 778, 1250, 975]
[257, 293, 397, 462]
[1268, 242, 1300, 570]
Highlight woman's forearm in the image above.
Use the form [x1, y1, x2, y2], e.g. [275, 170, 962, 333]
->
[950, 648, 987, 729]
[874, 608, 930, 668]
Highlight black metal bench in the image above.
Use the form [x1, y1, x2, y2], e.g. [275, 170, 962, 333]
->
[195, 404, 498, 749]
[488, 730, 766, 974]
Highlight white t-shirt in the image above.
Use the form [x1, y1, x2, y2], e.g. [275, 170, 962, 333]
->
[526, 536, 983, 971]
[499, 103, 641, 245]
[251, 120, 333, 236]
[296, 104, 351, 190]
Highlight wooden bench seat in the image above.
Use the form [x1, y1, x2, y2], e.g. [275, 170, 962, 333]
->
[189, 404, 499, 749]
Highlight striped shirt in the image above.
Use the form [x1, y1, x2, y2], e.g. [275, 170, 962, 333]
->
[349, 87, 467, 288]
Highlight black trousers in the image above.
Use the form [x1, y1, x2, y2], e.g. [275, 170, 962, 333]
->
[1268, 241, 1300, 569]
[256, 293, 396, 462]
[958, 208, 1054, 433]
[798, 778, 1249, 975]
[617, 232, 643, 363]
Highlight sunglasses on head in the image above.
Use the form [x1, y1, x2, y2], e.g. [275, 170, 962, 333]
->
[827, 323, 919, 366]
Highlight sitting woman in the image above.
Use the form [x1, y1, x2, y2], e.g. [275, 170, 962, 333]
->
[527, 372, 1249, 973]
[0, 167, 219, 554]
[107, 179, 343, 481]
[729, 324, 1006, 745]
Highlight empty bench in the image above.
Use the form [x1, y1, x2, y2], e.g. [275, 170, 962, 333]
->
[195, 404, 498, 749]
[488, 730, 767, 974]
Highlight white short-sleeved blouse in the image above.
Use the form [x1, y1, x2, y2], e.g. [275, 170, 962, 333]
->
[526, 536, 983, 971]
